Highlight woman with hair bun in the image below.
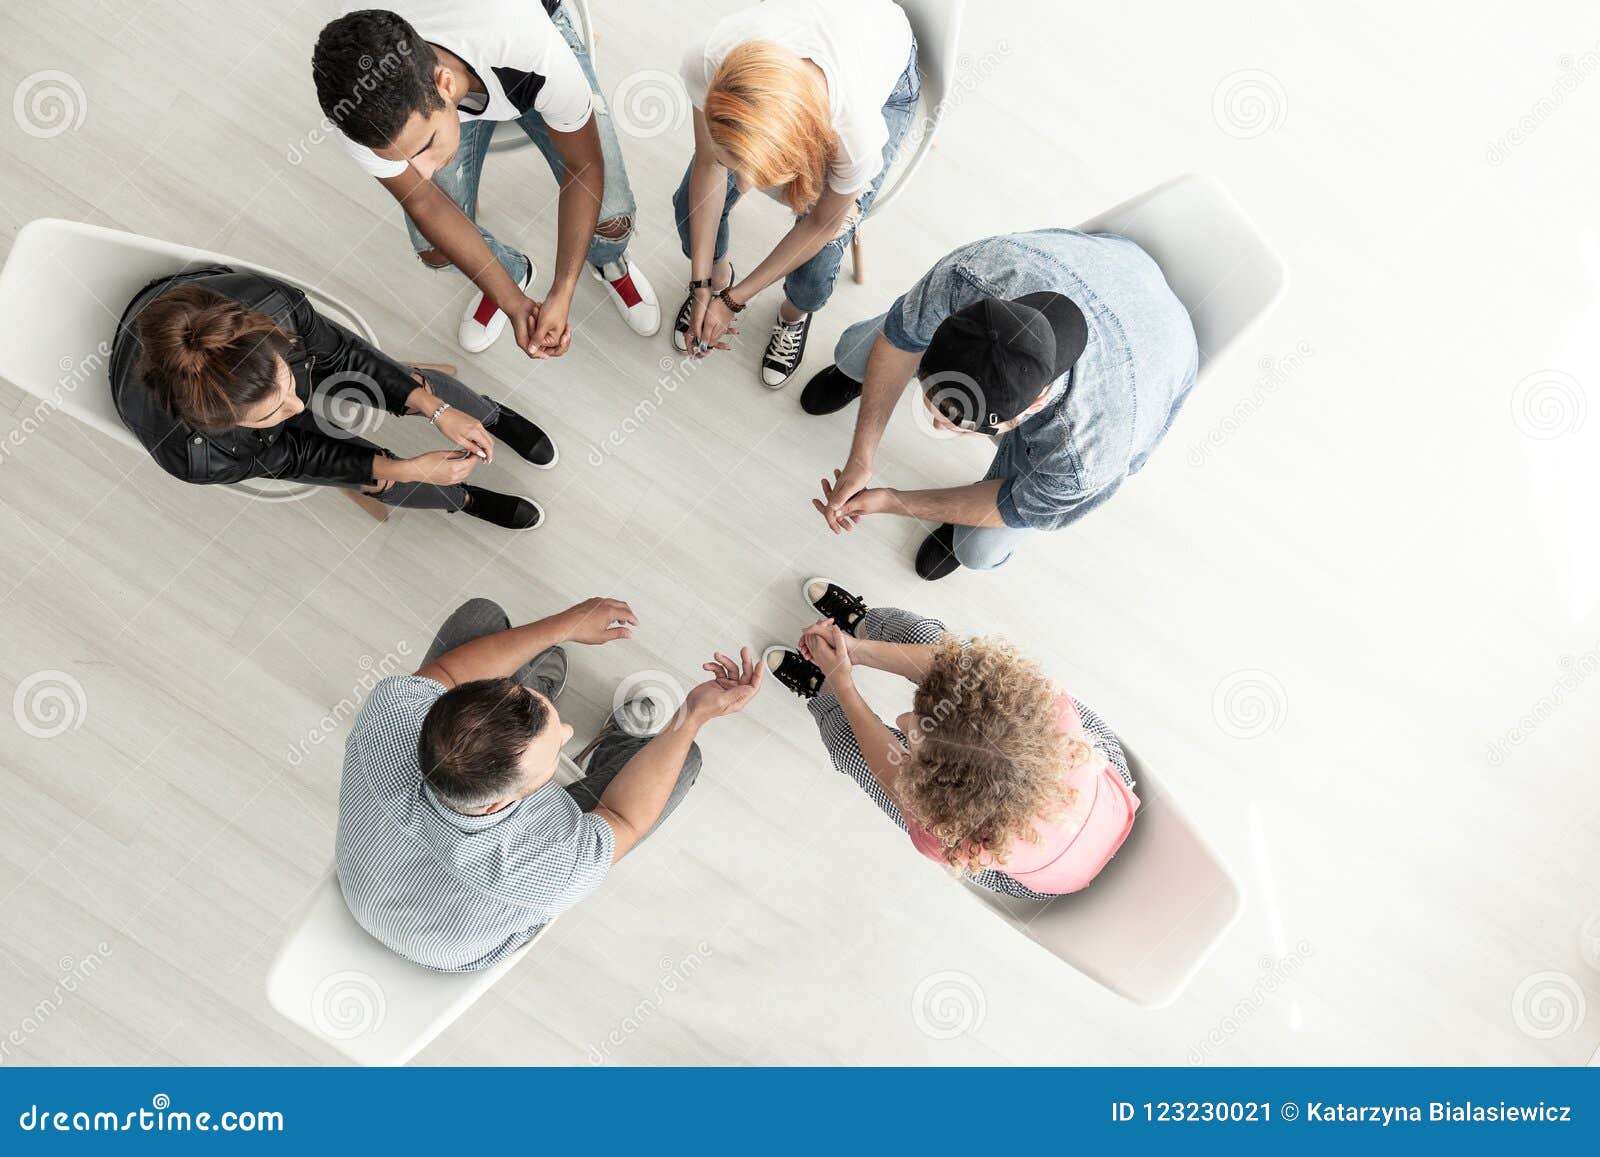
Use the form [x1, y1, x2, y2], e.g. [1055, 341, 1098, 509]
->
[671, 0, 920, 388]
[110, 267, 558, 528]
[763, 579, 1140, 897]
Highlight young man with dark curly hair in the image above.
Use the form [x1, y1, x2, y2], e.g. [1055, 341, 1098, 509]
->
[311, 2, 660, 358]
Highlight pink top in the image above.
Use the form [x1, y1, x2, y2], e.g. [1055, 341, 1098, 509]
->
[905, 693, 1139, 894]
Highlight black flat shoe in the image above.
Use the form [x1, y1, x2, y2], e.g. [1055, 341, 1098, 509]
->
[489, 401, 558, 468]
[461, 484, 544, 530]
[802, 577, 867, 634]
[914, 524, 961, 581]
[762, 646, 825, 700]
[799, 364, 863, 415]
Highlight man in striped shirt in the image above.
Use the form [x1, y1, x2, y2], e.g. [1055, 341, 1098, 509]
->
[336, 596, 762, 971]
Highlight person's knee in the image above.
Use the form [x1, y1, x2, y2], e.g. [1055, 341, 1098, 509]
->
[952, 533, 1015, 571]
[416, 247, 454, 271]
[453, 597, 509, 626]
[594, 214, 632, 243]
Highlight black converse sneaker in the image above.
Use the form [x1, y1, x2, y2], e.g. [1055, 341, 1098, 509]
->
[762, 646, 825, 700]
[461, 484, 544, 530]
[760, 312, 811, 388]
[802, 577, 868, 634]
[488, 400, 558, 468]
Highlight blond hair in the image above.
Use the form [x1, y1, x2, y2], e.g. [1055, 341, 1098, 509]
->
[899, 638, 1100, 874]
[703, 40, 836, 214]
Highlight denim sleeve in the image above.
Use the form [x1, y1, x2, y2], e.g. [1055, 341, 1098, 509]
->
[882, 252, 972, 353]
[997, 471, 1117, 531]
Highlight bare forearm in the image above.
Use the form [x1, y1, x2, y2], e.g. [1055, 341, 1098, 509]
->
[551, 160, 603, 295]
[734, 212, 841, 301]
[847, 338, 920, 467]
[687, 157, 728, 278]
[594, 714, 704, 858]
[884, 480, 1007, 528]
[832, 681, 906, 798]
[408, 193, 524, 306]
[853, 639, 939, 683]
[425, 615, 571, 685]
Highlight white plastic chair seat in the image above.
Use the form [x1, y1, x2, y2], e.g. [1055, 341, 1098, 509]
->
[965, 747, 1242, 1008]
[264, 753, 582, 1064]
[1074, 173, 1288, 375]
[0, 218, 379, 501]
[266, 871, 552, 1066]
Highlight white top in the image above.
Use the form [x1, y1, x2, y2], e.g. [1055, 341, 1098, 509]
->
[679, 0, 914, 196]
[336, 0, 593, 179]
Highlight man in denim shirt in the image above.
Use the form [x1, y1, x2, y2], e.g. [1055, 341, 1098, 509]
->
[802, 229, 1198, 579]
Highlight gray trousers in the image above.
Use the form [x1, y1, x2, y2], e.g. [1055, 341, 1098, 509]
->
[341, 367, 498, 512]
[425, 599, 701, 836]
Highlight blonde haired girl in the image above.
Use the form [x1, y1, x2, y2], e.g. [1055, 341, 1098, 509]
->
[671, 0, 919, 388]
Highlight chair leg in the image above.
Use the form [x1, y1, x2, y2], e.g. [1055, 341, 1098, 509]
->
[407, 361, 458, 377]
[850, 231, 865, 284]
[341, 488, 391, 522]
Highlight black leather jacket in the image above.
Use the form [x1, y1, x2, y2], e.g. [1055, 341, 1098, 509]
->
[110, 267, 419, 489]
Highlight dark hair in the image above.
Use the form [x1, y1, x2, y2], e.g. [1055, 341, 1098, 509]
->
[417, 679, 552, 812]
[312, 10, 443, 149]
[135, 285, 292, 432]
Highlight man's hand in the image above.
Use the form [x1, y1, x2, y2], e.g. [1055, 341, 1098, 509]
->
[504, 294, 557, 361]
[432, 408, 494, 463]
[531, 286, 573, 357]
[405, 449, 480, 486]
[686, 647, 763, 721]
[556, 597, 638, 645]
[799, 622, 853, 692]
[812, 468, 896, 532]
[816, 460, 874, 532]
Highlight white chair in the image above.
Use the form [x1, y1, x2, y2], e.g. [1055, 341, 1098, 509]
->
[965, 746, 1243, 1008]
[852, 0, 968, 282]
[0, 217, 400, 519]
[1075, 173, 1288, 376]
[266, 870, 555, 1066]
[490, 0, 598, 153]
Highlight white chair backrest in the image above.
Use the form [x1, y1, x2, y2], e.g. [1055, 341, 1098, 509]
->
[0, 218, 376, 450]
[966, 747, 1242, 1008]
[1074, 173, 1287, 375]
[869, 0, 967, 218]
[265, 870, 549, 1066]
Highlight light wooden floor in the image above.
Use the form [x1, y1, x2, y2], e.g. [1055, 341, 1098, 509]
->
[1, 0, 1598, 1065]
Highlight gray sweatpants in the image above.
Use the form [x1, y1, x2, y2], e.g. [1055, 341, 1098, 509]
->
[424, 599, 701, 837]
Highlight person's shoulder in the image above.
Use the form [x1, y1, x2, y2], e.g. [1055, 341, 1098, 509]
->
[357, 674, 447, 731]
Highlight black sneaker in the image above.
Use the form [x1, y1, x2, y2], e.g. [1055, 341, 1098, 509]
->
[672, 264, 734, 354]
[801, 576, 867, 634]
[914, 523, 961, 581]
[799, 364, 863, 415]
[489, 401, 557, 468]
[762, 646, 825, 700]
[461, 484, 544, 530]
[761, 313, 811, 388]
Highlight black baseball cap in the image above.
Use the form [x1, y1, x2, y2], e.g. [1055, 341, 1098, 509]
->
[919, 292, 1088, 431]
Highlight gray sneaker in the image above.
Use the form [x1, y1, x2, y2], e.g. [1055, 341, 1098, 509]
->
[524, 646, 568, 700]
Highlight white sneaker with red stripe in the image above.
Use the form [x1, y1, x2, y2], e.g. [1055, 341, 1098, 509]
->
[458, 256, 535, 355]
[589, 258, 660, 337]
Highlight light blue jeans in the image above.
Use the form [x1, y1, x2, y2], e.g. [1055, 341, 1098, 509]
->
[670, 43, 920, 313]
[405, 2, 637, 280]
[834, 310, 1030, 572]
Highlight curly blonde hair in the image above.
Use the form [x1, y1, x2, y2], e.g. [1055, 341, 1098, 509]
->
[703, 40, 837, 214]
[898, 637, 1097, 874]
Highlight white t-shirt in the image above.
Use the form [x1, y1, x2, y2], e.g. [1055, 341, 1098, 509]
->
[336, 0, 593, 179]
[679, 0, 914, 196]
